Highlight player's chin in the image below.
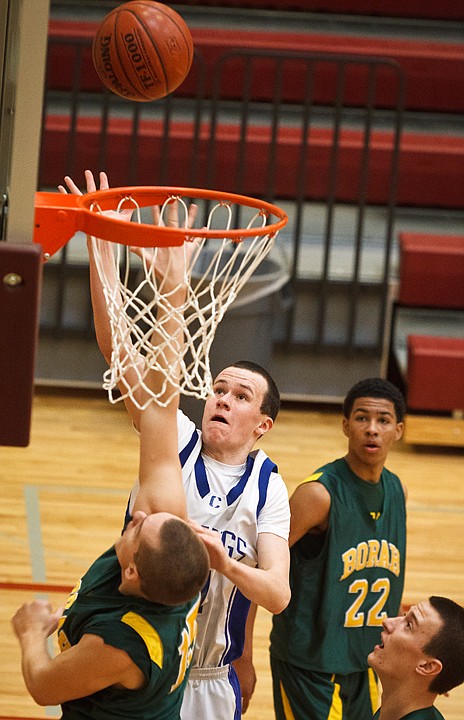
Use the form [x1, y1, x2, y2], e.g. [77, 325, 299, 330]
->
[204, 420, 229, 436]
[367, 644, 382, 666]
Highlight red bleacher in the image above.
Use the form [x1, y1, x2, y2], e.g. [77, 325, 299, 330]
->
[168, 1, 464, 21]
[47, 21, 464, 114]
[397, 233, 464, 420]
[43, 20, 464, 209]
[40, 116, 464, 210]
[399, 233, 464, 308]
[407, 335, 464, 413]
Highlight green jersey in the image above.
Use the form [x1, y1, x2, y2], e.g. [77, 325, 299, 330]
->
[373, 708, 445, 719]
[270, 458, 406, 674]
[57, 546, 199, 720]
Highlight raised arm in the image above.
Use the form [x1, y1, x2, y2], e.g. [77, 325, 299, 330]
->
[59, 172, 141, 415]
[59, 171, 191, 518]
[132, 229, 189, 519]
[59, 171, 199, 430]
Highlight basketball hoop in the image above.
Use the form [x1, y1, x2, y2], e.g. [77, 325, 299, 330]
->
[34, 186, 288, 408]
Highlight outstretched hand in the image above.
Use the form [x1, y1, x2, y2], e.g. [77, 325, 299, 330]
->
[132, 199, 203, 292]
[58, 170, 134, 224]
[58, 170, 203, 288]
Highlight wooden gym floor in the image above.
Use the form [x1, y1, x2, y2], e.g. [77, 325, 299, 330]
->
[1, 390, 463, 719]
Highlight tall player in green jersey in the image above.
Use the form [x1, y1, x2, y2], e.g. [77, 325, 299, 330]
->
[369, 596, 464, 720]
[270, 377, 407, 720]
[11, 204, 210, 719]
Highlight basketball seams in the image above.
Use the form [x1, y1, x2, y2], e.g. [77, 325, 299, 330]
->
[113, 11, 149, 100]
[122, 8, 169, 94]
[115, 9, 166, 100]
[93, 10, 142, 101]
[92, 0, 193, 101]
[131, 0, 193, 70]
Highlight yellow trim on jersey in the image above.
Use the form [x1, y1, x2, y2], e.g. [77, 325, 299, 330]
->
[328, 675, 342, 719]
[280, 681, 296, 720]
[368, 667, 380, 712]
[303, 472, 324, 484]
[121, 611, 164, 668]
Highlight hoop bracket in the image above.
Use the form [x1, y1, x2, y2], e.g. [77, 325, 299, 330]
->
[33, 191, 186, 259]
[34, 192, 81, 258]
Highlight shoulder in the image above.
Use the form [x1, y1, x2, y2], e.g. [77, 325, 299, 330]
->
[382, 466, 408, 502]
[288, 476, 331, 541]
[307, 458, 343, 484]
[252, 450, 287, 493]
[177, 408, 197, 440]
[291, 477, 331, 509]
[433, 708, 446, 720]
[177, 410, 202, 470]
[287, 464, 339, 543]
[82, 546, 120, 585]
[292, 458, 342, 500]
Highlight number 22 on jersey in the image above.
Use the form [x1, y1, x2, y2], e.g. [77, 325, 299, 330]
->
[344, 578, 390, 627]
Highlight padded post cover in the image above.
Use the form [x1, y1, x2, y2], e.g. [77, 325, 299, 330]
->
[407, 334, 464, 412]
[399, 233, 464, 309]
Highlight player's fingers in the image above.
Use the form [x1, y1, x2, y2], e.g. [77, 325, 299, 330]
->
[130, 245, 147, 262]
[61, 176, 83, 196]
[166, 199, 180, 227]
[98, 171, 110, 191]
[53, 606, 65, 622]
[151, 205, 162, 226]
[187, 203, 198, 227]
[84, 169, 97, 193]
[187, 519, 203, 531]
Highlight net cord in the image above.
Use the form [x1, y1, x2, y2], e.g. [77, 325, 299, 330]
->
[90, 194, 281, 409]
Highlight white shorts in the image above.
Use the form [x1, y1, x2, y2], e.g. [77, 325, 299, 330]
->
[181, 665, 241, 720]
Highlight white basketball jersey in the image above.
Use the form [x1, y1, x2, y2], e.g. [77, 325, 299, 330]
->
[128, 410, 290, 669]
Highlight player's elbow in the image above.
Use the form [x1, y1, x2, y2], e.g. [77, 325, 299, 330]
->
[26, 685, 57, 707]
[269, 587, 291, 615]
[24, 674, 65, 707]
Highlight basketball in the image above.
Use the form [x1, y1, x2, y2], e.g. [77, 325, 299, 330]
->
[92, 1, 193, 102]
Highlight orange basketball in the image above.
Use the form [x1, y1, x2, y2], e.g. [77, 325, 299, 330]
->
[92, 1, 193, 102]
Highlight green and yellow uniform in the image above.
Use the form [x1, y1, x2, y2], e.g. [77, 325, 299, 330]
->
[373, 708, 445, 719]
[270, 458, 406, 720]
[57, 546, 199, 720]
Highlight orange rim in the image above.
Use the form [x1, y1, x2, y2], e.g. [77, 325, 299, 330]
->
[34, 186, 288, 258]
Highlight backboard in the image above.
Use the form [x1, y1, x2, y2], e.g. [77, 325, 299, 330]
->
[0, 243, 42, 446]
[0, 0, 50, 445]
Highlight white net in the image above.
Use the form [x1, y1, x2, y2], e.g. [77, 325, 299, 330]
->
[90, 191, 286, 408]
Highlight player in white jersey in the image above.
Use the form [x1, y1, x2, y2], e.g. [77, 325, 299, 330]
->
[59, 171, 291, 719]
[127, 386, 290, 719]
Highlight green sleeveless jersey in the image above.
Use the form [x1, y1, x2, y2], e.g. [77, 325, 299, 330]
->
[57, 546, 199, 720]
[270, 458, 406, 674]
[373, 708, 444, 719]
